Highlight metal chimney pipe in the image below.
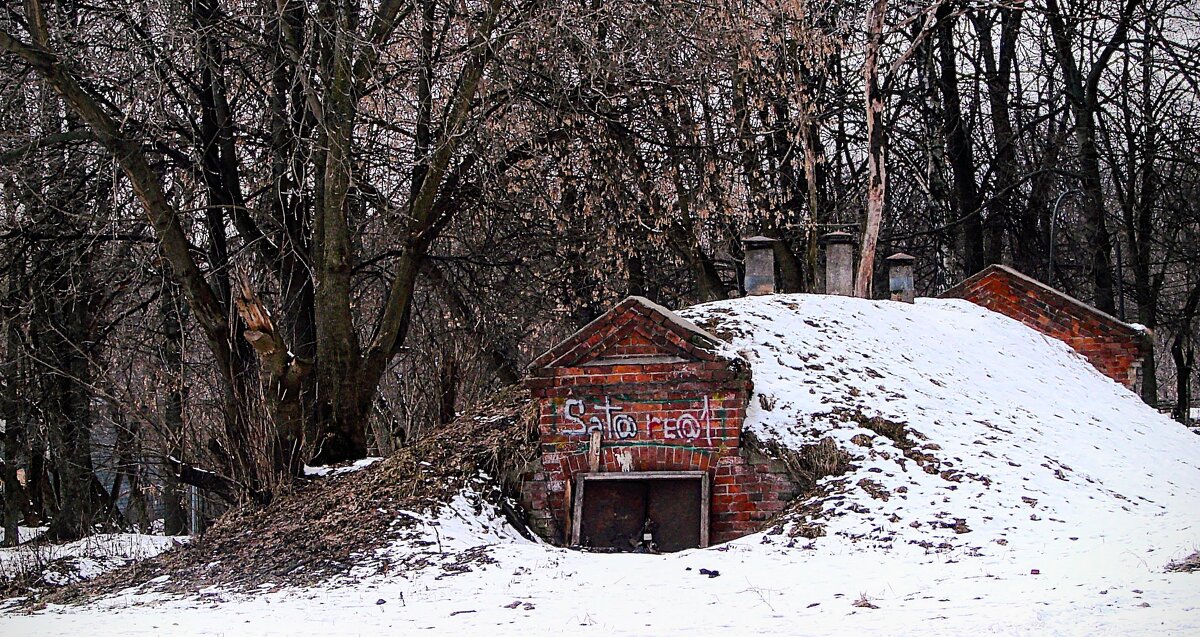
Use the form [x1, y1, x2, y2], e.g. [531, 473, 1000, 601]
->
[819, 232, 855, 296]
[742, 236, 778, 296]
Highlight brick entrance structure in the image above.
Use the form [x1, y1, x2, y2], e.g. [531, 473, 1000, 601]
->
[521, 296, 797, 548]
[942, 264, 1152, 392]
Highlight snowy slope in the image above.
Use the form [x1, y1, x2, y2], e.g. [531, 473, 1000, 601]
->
[680, 294, 1200, 567]
[4, 294, 1198, 636]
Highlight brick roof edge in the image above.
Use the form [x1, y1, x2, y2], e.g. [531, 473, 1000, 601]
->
[528, 296, 731, 370]
[940, 264, 1153, 345]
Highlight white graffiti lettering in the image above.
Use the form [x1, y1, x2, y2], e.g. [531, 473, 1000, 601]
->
[562, 398, 588, 433]
[561, 396, 639, 439]
[560, 396, 714, 443]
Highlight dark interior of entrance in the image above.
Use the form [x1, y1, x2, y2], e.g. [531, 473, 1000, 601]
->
[572, 472, 708, 552]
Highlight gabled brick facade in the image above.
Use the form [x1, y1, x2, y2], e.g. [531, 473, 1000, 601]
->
[521, 296, 798, 546]
[942, 265, 1152, 391]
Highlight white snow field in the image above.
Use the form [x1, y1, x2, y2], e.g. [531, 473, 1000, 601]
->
[3, 294, 1198, 636]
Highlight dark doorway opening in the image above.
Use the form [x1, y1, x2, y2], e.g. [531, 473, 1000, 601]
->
[571, 471, 709, 552]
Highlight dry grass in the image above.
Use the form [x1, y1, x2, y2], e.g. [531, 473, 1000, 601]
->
[744, 432, 853, 492]
[833, 407, 949, 476]
[22, 386, 539, 607]
[859, 417, 911, 449]
[1166, 550, 1200, 573]
[744, 430, 857, 543]
[793, 437, 853, 485]
[852, 592, 879, 609]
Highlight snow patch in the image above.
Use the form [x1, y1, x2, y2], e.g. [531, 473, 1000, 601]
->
[303, 457, 383, 477]
[0, 534, 183, 588]
[0, 526, 47, 545]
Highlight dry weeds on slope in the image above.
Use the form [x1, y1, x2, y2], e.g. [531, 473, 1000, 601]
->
[12, 386, 538, 608]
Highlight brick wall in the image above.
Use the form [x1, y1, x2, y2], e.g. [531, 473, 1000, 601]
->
[942, 264, 1152, 391]
[711, 449, 800, 541]
[521, 296, 798, 546]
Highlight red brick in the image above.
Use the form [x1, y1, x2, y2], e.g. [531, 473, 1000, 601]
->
[948, 266, 1145, 390]
[520, 297, 810, 547]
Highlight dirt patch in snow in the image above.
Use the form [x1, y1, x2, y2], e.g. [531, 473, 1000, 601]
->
[831, 407, 957, 479]
[23, 386, 538, 607]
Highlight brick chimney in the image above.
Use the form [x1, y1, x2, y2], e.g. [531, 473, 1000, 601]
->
[820, 232, 855, 296]
[885, 252, 915, 303]
[742, 236, 778, 296]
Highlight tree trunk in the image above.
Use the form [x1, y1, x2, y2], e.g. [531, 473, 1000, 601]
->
[111, 414, 149, 530]
[917, 20, 953, 287]
[1, 270, 26, 546]
[974, 7, 1023, 273]
[772, 242, 805, 294]
[1129, 11, 1160, 405]
[1172, 277, 1200, 425]
[1173, 337, 1194, 426]
[302, 0, 365, 464]
[938, 8, 985, 275]
[438, 359, 459, 426]
[159, 280, 187, 535]
[343, 0, 507, 462]
[1045, 0, 1137, 315]
[857, 0, 888, 298]
[42, 254, 101, 540]
[799, 118, 827, 291]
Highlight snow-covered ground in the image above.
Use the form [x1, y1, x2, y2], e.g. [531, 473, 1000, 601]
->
[3, 295, 1198, 635]
[302, 456, 383, 477]
[0, 526, 47, 545]
[0, 533, 182, 587]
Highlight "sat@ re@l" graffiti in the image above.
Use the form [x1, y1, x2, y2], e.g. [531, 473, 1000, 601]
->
[559, 395, 716, 443]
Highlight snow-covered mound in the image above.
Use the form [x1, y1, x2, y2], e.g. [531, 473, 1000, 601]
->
[6, 294, 1199, 636]
[682, 294, 1200, 566]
